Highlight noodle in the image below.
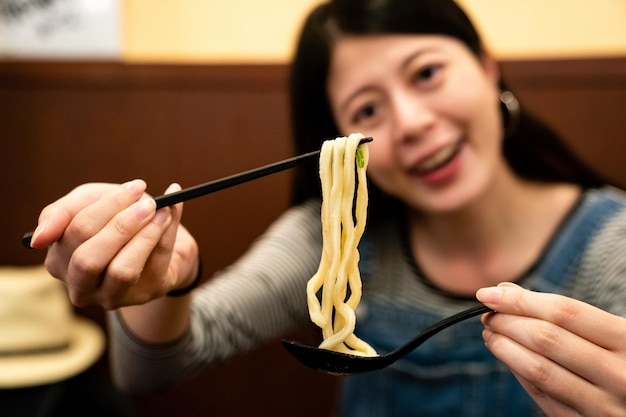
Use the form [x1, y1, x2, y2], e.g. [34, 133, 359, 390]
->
[306, 133, 377, 357]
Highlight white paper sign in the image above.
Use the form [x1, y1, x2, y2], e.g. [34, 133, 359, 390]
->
[0, 0, 121, 59]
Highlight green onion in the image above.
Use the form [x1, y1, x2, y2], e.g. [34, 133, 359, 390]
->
[356, 146, 365, 168]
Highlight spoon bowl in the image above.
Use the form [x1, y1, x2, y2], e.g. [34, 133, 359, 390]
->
[282, 304, 492, 375]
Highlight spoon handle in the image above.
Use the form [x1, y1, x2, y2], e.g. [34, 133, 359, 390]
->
[394, 304, 492, 356]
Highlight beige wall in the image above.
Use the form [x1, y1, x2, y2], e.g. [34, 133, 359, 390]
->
[456, 0, 626, 59]
[122, 0, 626, 63]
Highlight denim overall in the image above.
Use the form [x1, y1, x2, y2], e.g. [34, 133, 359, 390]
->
[339, 190, 623, 417]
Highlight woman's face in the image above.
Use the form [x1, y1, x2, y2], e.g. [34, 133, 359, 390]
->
[327, 34, 504, 214]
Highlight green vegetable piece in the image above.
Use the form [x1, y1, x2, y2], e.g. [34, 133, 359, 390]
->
[356, 146, 365, 168]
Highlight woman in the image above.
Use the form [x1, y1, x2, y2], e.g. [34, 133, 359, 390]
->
[29, 0, 626, 416]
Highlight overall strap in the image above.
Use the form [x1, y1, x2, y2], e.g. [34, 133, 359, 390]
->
[532, 189, 624, 292]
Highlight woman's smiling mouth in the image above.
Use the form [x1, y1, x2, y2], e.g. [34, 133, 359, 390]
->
[414, 141, 463, 175]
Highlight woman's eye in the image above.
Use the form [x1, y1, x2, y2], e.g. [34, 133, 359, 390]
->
[353, 103, 378, 124]
[415, 64, 443, 84]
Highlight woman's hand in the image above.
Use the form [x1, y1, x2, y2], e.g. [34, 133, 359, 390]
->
[31, 179, 199, 309]
[476, 282, 626, 417]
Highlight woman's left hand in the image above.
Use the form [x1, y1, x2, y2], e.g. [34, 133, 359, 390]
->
[476, 282, 626, 417]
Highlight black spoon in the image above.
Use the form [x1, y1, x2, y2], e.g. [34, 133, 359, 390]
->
[282, 304, 492, 375]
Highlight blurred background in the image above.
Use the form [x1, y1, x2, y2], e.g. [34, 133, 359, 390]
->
[1, 1, 625, 416]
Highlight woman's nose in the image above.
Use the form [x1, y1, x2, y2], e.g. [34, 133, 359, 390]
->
[391, 94, 435, 144]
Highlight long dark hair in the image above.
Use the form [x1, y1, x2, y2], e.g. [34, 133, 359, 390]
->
[288, 0, 605, 216]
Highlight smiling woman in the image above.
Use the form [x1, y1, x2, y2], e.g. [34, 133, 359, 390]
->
[10, 0, 626, 416]
[1, 54, 625, 417]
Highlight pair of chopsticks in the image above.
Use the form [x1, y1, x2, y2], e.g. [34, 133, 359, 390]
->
[22, 137, 373, 248]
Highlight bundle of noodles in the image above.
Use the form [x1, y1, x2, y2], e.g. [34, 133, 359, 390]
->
[306, 133, 377, 357]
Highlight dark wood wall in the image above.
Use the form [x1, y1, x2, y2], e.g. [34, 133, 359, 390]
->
[1, 57, 625, 416]
[500, 58, 626, 187]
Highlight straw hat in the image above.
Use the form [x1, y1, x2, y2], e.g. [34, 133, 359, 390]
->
[0, 265, 105, 388]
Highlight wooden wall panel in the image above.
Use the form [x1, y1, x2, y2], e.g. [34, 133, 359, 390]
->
[0, 57, 624, 416]
[500, 57, 626, 187]
[0, 62, 339, 417]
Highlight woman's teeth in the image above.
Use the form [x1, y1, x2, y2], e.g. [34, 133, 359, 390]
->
[416, 143, 460, 174]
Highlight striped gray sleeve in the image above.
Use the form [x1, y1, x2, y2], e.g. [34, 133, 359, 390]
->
[108, 200, 323, 392]
[190, 199, 323, 359]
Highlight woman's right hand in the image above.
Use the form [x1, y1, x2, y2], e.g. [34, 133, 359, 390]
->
[30, 179, 200, 310]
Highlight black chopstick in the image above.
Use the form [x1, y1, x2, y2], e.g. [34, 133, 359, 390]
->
[22, 137, 373, 248]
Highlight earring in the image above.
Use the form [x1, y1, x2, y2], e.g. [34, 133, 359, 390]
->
[500, 90, 520, 137]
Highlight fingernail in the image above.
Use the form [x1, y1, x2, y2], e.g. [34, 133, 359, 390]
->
[498, 282, 520, 289]
[165, 183, 181, 194]
[153, 208, 171, 225]
[482, 328, 493, 343]
[476, 287, 502, 304]
[123, 179, 146, 198]
[134, 198, 156, 219]
[30, 221, 47, 247]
